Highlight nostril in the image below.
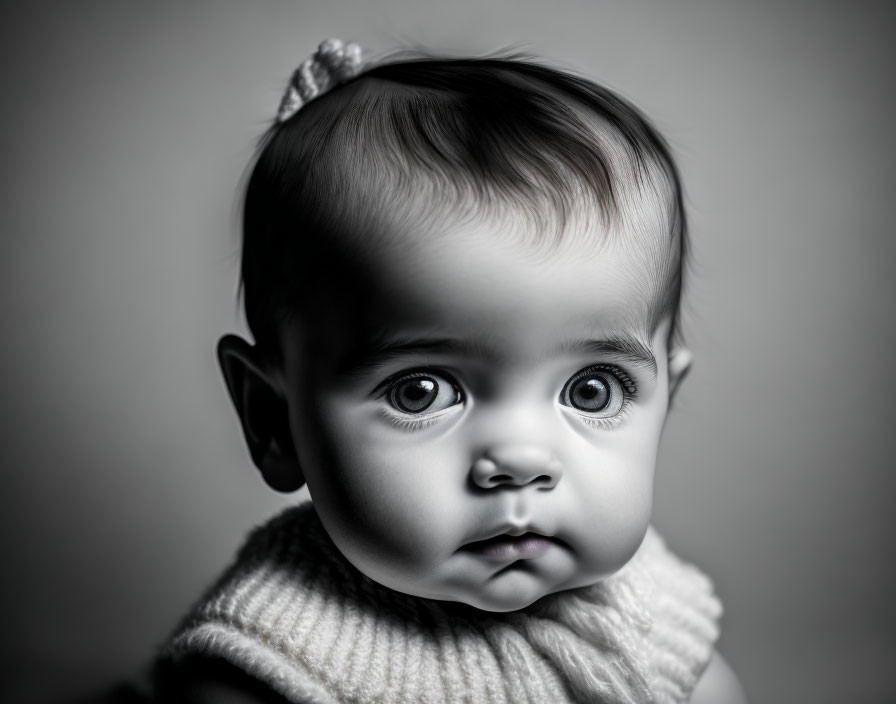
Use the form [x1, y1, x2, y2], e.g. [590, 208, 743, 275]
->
[471, 451, 562, 490]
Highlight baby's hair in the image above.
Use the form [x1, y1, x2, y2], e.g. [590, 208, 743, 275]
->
[240, 52, 688, 359]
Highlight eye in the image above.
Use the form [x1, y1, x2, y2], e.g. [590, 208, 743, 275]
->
[387, 371, 463, 415]
[559, 366, 633, 418]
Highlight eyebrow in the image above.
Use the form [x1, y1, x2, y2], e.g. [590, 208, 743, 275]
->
[557, 335, 658, 379]
[337, 332, 657, 380]
[336, 337, 497, 379]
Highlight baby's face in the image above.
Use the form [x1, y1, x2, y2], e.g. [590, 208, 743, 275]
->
[280, 216, 678, 611]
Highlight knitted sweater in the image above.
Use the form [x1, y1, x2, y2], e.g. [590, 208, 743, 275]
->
[160, 503, 721, 704]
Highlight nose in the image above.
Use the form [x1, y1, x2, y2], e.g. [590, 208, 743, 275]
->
[470, 444, 563, 490]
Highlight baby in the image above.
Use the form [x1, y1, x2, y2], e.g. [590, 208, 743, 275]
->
[154, 40, 745, 703]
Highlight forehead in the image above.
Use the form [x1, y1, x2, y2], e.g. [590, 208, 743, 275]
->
[295, 210, 672, 360]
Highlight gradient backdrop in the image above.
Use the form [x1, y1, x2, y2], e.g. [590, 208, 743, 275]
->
[2, 1, 894, 702]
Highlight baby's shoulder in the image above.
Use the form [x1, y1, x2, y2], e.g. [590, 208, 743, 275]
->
[689, 652, 749, 704]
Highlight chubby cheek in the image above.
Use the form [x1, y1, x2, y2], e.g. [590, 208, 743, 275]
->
[570, 466, 654, 576]
[561, 415, 662, 576]
[301, 396, 469, 574]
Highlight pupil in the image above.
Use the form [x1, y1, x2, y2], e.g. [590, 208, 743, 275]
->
[571, 376, 609, 412]
[397, 378, 437, 412]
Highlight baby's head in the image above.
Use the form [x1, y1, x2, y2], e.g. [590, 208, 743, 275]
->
[219, 47, 692, 612]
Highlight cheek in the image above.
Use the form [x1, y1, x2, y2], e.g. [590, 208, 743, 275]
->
[561, 417, 662, 571]
[300, 397, 470, 564]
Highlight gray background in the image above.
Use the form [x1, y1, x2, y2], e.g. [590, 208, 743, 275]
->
[2, 1, 894, 702]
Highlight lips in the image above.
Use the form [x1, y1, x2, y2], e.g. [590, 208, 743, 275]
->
[461, 532, 557, 561]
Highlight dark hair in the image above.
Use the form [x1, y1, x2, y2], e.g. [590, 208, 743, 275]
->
[240, 54, 688, 358]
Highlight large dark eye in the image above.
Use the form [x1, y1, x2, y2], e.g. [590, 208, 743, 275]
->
[569, 376, 610, 411]
[560, 367, 627, 417]
[388, 372, 463, 415]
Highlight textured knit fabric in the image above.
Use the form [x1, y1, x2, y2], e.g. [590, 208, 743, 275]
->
[160, 503, 721, 704]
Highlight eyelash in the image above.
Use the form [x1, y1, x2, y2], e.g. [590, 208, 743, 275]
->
[381, 406, 461, 432]
[574, 408, 631, 430]
[374, 369, 465, 432]
[561, 364, 638, 431]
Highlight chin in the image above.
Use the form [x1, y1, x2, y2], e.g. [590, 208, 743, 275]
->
[467, 598, 541, 613]
[453, 578, 554, 613]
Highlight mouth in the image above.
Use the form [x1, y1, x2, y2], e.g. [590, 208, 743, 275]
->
[459, 532, 561, 561]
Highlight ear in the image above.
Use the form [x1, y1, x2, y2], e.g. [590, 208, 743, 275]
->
[667, 347, 693, 402]
[217, 334, 305, 492]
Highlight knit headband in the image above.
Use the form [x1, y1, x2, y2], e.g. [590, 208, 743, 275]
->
[276, 38, 364, 123]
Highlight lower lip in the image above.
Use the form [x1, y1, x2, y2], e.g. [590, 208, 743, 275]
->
[463, 534, 554, 561]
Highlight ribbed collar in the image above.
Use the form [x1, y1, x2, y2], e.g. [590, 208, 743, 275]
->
[163, 503, 720, 704]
